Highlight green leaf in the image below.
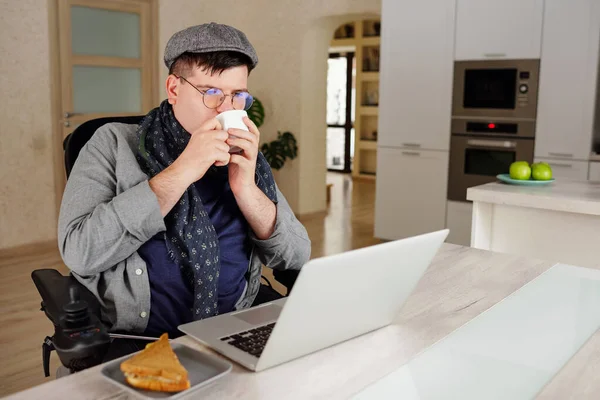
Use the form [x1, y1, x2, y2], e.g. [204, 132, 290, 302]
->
[247, 96, 265, 128]
[261, 141, 286, 170]
[278, 131, 298, 160]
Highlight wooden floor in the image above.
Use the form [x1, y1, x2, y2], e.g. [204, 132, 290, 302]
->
[0, 172, 378, 397]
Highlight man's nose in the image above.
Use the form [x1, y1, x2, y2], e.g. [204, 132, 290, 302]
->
[216, 96, 234, 113]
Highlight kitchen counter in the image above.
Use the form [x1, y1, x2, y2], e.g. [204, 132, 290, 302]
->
[467, 179, 600, 269]
[467, 179, 600, 216]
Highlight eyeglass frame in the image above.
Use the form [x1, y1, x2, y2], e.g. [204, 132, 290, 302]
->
[174, 75, 254, 111]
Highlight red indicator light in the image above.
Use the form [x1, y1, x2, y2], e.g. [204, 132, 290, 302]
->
[488, 123, 496, 129]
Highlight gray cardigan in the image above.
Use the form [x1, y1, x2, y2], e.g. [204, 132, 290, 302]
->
[57, 122, 311, 333]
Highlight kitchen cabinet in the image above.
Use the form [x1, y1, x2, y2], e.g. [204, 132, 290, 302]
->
[534, 0, 600, 161]
[534, 158, 590, 181]
[377, 0, 455, 151]
[374, 148, 448, 240]
[589, 162, 600, 181]
[454, 0, 544, 61]
[445, 200, 472, 246]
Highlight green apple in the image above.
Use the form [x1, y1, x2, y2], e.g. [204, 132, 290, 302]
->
[509, 161, 531, 180]
[531, 162, 553, 180]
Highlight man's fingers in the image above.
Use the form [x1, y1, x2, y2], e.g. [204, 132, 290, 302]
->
[227, 129, 257, 144]
[207, 130, 229, 141]
[243, 117, 259, 139]
[229, 153, 250, 166]
[197, 117, 222, 132]
[214, 150, 231, 166]
[227, 138, 254, 157]
[214, 141, 230, 153]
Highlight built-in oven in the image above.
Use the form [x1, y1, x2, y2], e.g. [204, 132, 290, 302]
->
[447, 119, 535, 202]
[452, 59, 540, 120]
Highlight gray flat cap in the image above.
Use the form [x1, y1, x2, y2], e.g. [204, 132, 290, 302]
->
[164, 22, 258, 70]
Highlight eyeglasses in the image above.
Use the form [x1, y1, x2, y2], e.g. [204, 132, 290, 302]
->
[175, 75, 254, 111]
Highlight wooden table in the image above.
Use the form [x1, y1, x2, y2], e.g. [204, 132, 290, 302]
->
[7, 244, 600, 399]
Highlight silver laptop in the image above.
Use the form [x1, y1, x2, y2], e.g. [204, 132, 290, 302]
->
[178, 229, 449, 372]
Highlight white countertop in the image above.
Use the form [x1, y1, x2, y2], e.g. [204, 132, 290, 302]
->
[466, 179, 600, 216]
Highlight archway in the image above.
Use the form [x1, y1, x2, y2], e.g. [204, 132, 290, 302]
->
[297, 14, 380, 215]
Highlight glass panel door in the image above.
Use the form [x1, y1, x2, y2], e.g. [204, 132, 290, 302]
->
[326, 52, 355, 172]
[57, 0, 156, 138]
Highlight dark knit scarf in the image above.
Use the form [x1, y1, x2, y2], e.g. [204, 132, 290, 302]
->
[135, 100, 278, 319]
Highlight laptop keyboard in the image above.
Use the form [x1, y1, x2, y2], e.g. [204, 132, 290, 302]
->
[220, 322, 276, 358]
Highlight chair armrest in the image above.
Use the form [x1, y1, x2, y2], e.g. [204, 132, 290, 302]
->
[272, 268, 300, 294]
[31, 269, 101, 325]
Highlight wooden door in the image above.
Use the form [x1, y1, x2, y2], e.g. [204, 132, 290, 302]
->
[51, 0, 158, 210]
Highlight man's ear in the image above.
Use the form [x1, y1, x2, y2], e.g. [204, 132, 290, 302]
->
[166, 75, 180, 105]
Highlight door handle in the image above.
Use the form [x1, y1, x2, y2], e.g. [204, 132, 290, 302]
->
[402, 151, 420, 156]
[467, 139, 516, 149]
[64, 112, 82, 119]
[402, 143, 421, 148]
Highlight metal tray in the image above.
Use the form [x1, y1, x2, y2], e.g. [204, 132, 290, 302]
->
[100, 342, 232, 399]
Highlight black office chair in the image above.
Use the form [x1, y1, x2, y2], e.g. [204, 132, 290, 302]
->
[31, 115, 298, 377]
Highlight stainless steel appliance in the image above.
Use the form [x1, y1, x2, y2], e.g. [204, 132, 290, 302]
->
[447, 119, 535, 202]
[452, 59, 540, 120]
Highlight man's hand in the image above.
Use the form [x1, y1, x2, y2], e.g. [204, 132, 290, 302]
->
[149, 118, 230, 217]
[227, 117, 277, 240]
[227, 116, 260, 196]
[171, 118, 231, 185]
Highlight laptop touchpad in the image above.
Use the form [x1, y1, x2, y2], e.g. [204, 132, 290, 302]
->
[234, 304, 282, 325]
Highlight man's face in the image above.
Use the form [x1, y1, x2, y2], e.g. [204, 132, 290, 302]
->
[166, 65, 249, 134]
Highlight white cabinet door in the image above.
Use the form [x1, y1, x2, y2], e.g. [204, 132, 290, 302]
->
[589, 162, 600, 181]
[534, 0, 600, 161]
[455, 0, 544, 60]
[445, 200, 473, 246]
[375, 148, 449, 240]
[534, 158, 590, 181]
[378, 0, 455, 151]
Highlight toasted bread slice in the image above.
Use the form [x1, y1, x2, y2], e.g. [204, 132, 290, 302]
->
[120, 333, 190, 392]
[123, 374, 190, 392]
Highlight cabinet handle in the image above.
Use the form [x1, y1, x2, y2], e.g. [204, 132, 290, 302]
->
[548, 152, 573, 158]
[402, 143, 421, 148]
[550, 163, 573, 168]
[402, 151, 420, 156]
[484, 53, 506, 58]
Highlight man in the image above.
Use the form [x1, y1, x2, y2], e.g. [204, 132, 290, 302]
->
[57, 23, 311, 354]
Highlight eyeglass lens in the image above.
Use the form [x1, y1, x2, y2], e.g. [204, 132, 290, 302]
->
[203, 88, 254, 111]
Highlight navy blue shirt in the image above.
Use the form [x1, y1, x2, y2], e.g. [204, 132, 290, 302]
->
[139, 167, 251, 337]
[138, 232, 193, 338]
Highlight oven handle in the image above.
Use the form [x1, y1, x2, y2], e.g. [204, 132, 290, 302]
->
[467, 139, 517, 149]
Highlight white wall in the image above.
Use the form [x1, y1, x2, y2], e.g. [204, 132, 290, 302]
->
[0, 0, 56, 249]
[0, 0, 381, 250]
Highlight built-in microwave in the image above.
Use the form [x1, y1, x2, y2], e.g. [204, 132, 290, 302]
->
[452, 59, 540, 120]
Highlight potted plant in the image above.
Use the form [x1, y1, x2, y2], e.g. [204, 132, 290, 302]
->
[247, 97, 298, 170]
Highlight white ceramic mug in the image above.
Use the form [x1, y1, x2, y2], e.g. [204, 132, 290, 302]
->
[216, 110, 249, 154]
